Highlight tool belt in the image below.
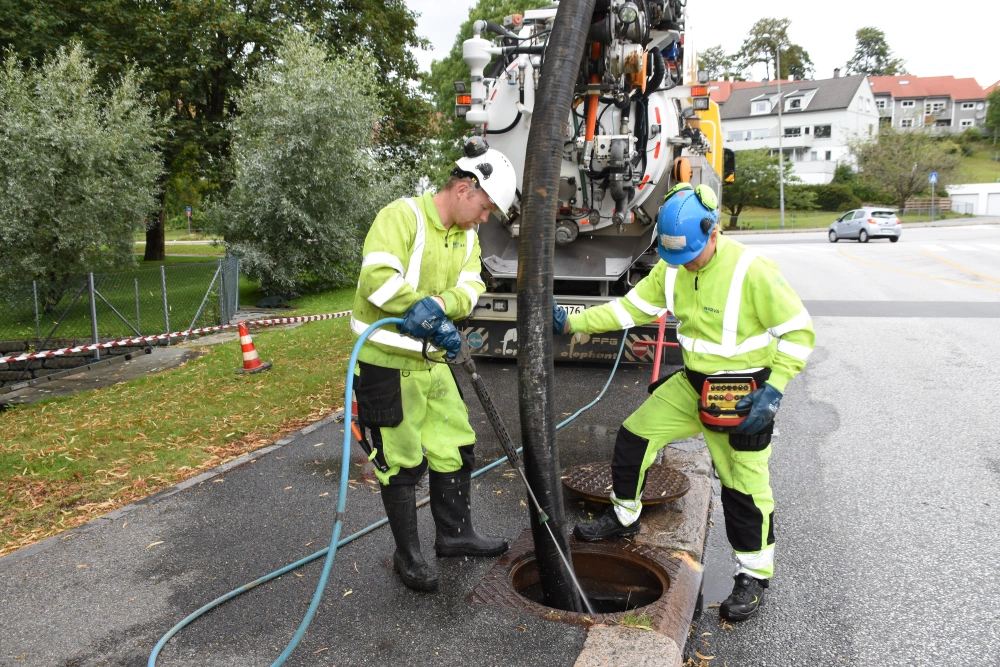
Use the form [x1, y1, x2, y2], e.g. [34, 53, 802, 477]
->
[687, 367, 774, 450]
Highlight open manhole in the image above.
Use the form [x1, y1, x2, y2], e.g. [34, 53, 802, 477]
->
[562, 462, 690, 505]
[471, 530, 701, 650]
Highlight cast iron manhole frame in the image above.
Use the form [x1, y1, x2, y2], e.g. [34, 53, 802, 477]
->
[471, 529, 701, 652]
[562, 462, 690, 505]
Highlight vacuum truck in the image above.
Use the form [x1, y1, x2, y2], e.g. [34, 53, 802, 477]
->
[453, 0, 734, 364]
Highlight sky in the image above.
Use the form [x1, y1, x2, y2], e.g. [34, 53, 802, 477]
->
[405, 0, 998, 88]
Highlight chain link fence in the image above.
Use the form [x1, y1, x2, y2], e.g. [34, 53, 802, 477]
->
[0, 256, 239, 347]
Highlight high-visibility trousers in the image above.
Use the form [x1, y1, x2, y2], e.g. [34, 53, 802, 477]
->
[611, 370, 775, 579]
[355, 361, 477, 486]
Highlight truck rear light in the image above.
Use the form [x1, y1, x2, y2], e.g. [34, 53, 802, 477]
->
[456, 94, 472, 105]
[690, 85, 708, 97]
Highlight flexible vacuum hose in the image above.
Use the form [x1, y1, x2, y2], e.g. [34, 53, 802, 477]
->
[516, 0, 598, 612]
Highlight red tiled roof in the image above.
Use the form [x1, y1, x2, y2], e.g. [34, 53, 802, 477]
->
[708, 80, 790, 104]
[869, 75, 985, 101]
[986, 80, 1000, 95]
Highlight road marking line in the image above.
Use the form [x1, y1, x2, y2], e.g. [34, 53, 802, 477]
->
[980, 244, 1000, 251]
[838, 251, 1000, 293]
[921, 250, 1000, 284]
[948, 244, 977, 251]
[920, 244, 947, 251]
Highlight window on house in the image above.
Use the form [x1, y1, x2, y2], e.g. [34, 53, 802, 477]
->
[752, 128, 770, 139]
[935, 119, 951, 127]
[960, 119, 974, 128]
[752, 100, 771, 114]
[876, 99, 887, 109]
[961, 102, 975, 110]
[814, 125, 832, 139]
[825, 151, 832, 161]
[784, 126, 802, 137]
[727, 131, 749, 141]
[788, 98, 802, 109]
[901, 100, 915, 108]
[804, 127, 810, 134]
[811, 151, 818, 161]
[900, 119, 913, 128]
[925, 101, 946, 114]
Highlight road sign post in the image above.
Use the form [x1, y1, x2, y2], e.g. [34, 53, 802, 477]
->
[929, 172, 938, 222]
[186, 205, 192, 235]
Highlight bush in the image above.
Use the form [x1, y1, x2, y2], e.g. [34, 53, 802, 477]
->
[209, 31, 415, 295]
[794, 184, 862, 211]
[0, 45, 162, 290]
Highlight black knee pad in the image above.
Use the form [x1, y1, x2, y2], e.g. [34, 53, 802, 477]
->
[720, 485, 765, 553]
[611, 427, 650, 500]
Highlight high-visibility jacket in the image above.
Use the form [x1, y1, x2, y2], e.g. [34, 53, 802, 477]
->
[568, 234, 814, 392]
[352, 193, 486, 370]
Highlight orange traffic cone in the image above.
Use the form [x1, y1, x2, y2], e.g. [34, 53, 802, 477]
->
[235, 321, 272, 374]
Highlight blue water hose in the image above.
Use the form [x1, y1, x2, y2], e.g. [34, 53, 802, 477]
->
[148, 321, 629, 666]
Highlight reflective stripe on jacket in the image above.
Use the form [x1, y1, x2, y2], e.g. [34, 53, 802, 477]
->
[352, 193, 486, 370]
[567, 234, 815, 391]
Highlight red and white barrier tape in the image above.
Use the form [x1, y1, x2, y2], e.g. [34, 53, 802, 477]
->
[0, 311, 353, 364]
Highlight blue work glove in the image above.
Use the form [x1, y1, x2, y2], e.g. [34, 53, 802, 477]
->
[399, 297, 448, 339]
[430, 318, 463, 360]
[735, 383, 783, 434]
[552, 299, 568, 335]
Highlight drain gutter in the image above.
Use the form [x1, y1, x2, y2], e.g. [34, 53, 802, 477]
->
[516, 0, 597, 612]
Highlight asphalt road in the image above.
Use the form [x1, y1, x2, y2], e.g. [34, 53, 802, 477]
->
[3, 222, 999, 666]
[691, 223, 1000, 665]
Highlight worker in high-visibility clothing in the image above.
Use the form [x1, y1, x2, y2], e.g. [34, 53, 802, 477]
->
[351, 137, 516, 592]
[554, 183, 815, 621]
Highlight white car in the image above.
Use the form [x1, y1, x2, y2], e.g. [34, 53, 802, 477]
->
[829, 208, 901, 243]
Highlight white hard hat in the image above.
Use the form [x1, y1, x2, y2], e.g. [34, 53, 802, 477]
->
[454, 137, 518, 219]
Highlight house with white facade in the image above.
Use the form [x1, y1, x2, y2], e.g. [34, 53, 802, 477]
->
[869, 75, 988, 133]
[719, 73, 880, 184]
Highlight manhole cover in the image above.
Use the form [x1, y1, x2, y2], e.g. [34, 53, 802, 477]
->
[562, 462, 690, 504]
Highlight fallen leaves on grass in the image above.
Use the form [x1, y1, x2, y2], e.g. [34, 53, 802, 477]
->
[0, 315, 355, 558]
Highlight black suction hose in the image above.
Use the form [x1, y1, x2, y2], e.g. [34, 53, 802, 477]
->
[647, 48, 665, 92]
[516, 0, 597, 613]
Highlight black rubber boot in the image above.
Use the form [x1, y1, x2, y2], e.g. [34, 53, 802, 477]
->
[573, 505, 641, 542]
[719, 573, 768, 621]
[380, 484, 438, 592]
[429, 470, 509, 557]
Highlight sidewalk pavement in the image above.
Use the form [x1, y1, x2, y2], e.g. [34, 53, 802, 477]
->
[0, 359, 711, 667]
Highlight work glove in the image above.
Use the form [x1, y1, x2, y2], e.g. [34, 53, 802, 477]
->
[430, 318, 463, 360]
[735, 383, 782, 434]
[398, 297, 462, 359]
[399, 297, 448, 339]
[552, 300, 569, 335]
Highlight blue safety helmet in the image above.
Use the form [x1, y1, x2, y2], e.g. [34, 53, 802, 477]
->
[656, 183, 719, 264]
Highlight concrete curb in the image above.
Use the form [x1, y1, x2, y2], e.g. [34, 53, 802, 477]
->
[573, 439, 712, 667]
[0, 409, 344, 569]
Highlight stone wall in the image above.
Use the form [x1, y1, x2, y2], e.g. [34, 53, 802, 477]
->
[0, 339, 161, 388]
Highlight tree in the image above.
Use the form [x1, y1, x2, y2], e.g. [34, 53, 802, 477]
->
[845, 27, 906, 76]
[0, 0, 430, 260]
[737, 18, 813, 81]
[0, 45, 161, 301]
[209, 31, 413, 295]
[721, 149, 799, 227]
[698, 45, 742, 81]
[848, 129, 961, 212]
[422, 0, 551, 186]
[984, 88, 1000, 145]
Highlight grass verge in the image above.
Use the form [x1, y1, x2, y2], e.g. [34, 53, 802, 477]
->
[0, 287, 356, 557]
